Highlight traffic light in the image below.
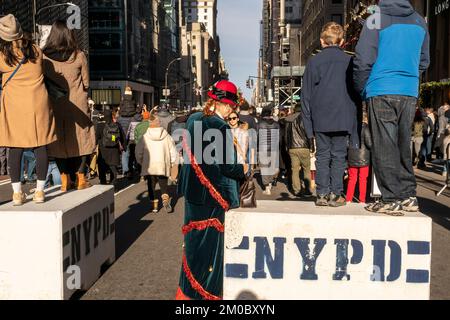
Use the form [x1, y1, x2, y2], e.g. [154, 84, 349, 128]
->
[246, 79, 251, 89]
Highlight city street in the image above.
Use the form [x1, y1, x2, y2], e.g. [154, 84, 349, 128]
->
[3, 167, 447, 300]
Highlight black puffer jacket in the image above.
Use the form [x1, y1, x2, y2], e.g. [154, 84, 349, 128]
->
[284, 112, 310, 150]
[348, 124, 371, 167]
[119, 95, 137, 117]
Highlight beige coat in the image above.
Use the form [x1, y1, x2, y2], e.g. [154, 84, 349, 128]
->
[135, 127, 178, 177]
[0, 45, 56, 148]
[44, 51, 96, 158]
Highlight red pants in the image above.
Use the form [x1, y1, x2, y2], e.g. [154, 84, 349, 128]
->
[346, 166, 369, 203]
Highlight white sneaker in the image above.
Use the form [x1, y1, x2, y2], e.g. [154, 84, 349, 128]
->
[263, 185, 272, 195]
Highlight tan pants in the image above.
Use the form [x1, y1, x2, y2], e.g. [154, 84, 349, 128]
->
[289, 148, 312, 194]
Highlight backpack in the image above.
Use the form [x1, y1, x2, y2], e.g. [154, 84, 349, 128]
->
[102, 123, 121, 148]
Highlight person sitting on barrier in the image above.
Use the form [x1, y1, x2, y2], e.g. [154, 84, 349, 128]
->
[176, 80, 248, 300]
[0, 15, 56, 205]
[135, 114, 178, 213]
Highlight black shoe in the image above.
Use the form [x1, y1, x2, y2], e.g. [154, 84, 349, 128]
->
[365, 201, 403, 216]
[315, 194, 329, 206]
[299, 190, 314, 198]
[328, 193, 346, 207]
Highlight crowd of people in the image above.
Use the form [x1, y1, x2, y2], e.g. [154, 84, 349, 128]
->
[1, 0, 449, 301]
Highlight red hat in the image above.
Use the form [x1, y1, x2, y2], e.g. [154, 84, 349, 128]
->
[207, 80, 239, 107]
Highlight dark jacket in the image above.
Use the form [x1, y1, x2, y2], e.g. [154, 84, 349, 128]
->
[353, 0, 430, 99]
[239, 112, 258, 131]
[284, 112, 310, 150]
[178, 112, 244, 209]
[348, 124, 371, 168]
[168, 114, 189, 144]
[301, 46, 358, 139]
[257, 117, 280, 154]
[157, 108, 175, 131]
[119, 95, 137, 117]
[97, 114, 126, 166]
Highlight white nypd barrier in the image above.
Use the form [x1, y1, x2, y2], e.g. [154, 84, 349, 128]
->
[0, 185, 115, 300]
[224, 201, 432, 300]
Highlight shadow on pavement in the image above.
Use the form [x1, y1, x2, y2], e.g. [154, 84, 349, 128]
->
[115, 191, 154, 259]
[418, 196, 450, 231]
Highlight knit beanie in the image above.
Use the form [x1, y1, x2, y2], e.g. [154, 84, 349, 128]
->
[0, 14, 23, 42]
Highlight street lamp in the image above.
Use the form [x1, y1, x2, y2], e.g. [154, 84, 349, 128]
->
[33, 2, 78, 43]
[164, 57, 182, 105]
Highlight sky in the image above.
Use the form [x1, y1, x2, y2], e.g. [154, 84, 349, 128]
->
[217, 0, 262, 101]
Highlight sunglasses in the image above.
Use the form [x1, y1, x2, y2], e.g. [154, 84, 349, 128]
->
[228, 117, 238, 121]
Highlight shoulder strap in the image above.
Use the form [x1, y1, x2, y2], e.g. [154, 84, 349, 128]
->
[1, 57, 25, 90]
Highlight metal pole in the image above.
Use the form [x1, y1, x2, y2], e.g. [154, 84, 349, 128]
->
[33, 0, 37, 43]
[164, 57, 181, 104]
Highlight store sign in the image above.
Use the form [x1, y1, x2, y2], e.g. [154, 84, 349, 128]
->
[435, 0, 450, 15]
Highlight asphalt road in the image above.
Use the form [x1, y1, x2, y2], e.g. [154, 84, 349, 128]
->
[0, 169, 449, 300]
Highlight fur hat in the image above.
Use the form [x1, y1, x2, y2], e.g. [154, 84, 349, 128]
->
[0, 14, 23, 42]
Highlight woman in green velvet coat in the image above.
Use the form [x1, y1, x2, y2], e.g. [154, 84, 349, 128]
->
[176, 80, 248, 300]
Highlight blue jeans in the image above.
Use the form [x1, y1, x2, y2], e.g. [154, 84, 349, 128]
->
[315, 132, 348, 196]
[121, 147, 129, 174]
[20, 150, 36, 181]
[368, 95, 417, 202]
[46, 161, 61, 187]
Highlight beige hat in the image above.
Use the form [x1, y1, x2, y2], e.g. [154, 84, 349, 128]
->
[0, 14, 23, 42]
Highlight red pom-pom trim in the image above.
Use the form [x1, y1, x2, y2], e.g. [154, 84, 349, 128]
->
[182, 252, 222, 300]
[182, 133, 230, 211]
[182, 218, 224, 235]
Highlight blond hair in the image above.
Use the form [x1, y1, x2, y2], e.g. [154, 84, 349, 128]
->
[321, 22, 344, 46]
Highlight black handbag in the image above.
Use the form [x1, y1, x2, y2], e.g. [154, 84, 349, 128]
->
[44, 76, 68, 100]
[240, 172, 257, 208]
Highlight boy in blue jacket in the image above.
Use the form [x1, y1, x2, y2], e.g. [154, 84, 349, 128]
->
[302, 22, 359, 207]
[353, 0, 430, 215]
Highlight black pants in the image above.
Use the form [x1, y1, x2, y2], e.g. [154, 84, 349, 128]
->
[9, 146, 48, 183]
[128, 144, 138, 173]
[56, 156, 89, 181]
[98, 155, 118, 185]
[146, 175, 168, 200]
[368, 95, 417, 202]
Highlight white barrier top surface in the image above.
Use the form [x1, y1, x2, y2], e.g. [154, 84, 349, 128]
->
[0, 185, 114, 213]
[231, 201, 426, 218]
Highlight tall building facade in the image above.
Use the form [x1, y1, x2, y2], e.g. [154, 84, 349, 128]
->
[300, 0, 344, 65]
[89, 0, 181, 108]
[180, 0, 217, 38]
[0, 0, 89, 52]
[427, 0, 450, 105]
[259, 0, 303, 109]
[179, 0, 221, 106]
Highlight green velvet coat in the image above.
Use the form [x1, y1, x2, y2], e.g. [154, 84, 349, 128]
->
[178, 112, 244, 300]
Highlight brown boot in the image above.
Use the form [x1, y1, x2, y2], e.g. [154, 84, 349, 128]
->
[76, 172, 92, 190]
[61, 174, 73, 192]
[162, 194, 173, 213]
[152, 199, 159, 213]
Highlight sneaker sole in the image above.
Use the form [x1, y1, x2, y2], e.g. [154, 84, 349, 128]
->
[402, 207, 419, 213]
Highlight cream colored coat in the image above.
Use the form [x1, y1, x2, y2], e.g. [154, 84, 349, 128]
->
[135, 127, 177, 177]
[0, 45, 56, 148]
[44, 51, 96, 158]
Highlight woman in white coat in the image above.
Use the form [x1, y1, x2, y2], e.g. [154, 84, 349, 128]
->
[135, 114, 178, 213]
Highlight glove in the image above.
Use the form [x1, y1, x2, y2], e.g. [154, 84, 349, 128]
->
[309, 138, 316, 154]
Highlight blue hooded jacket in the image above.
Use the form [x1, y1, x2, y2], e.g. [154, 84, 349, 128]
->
[353, 0, 430, 99]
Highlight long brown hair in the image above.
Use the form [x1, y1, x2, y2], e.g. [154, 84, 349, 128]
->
[43, 20, 79, 60]
[0, 32, 38, 67]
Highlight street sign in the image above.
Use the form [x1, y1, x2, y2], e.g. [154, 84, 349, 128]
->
[293, 95, 300, 101]
[163, 89, 171, 97]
